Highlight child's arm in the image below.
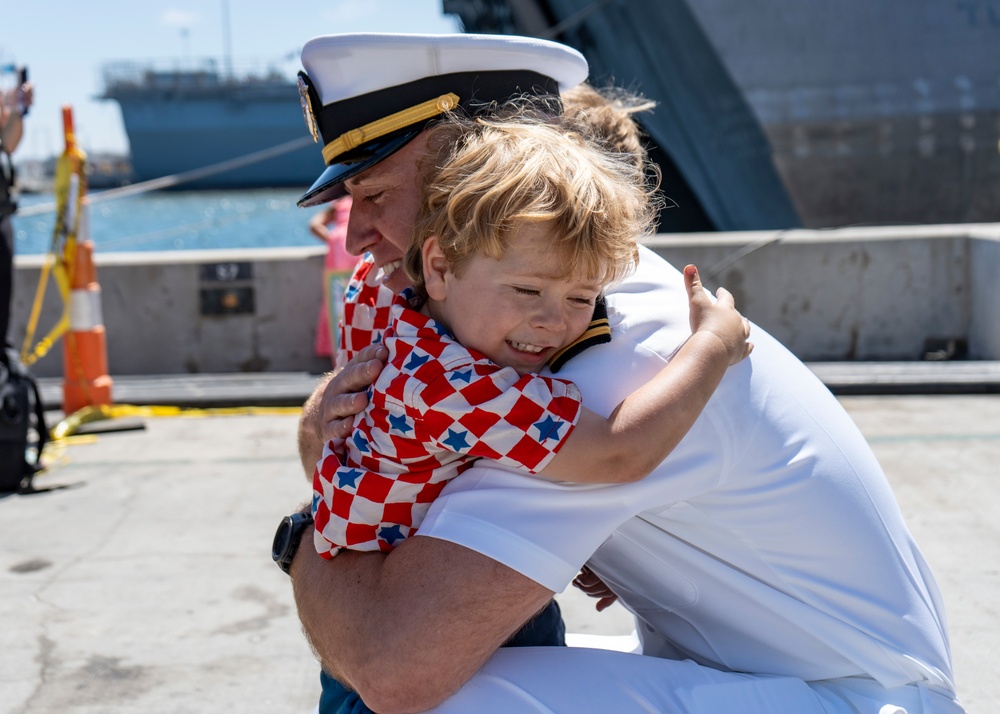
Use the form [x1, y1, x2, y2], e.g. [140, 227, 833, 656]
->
[539, 265, 752, 484]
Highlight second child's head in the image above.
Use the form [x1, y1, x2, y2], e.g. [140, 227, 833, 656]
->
[405, 116, 658, 375]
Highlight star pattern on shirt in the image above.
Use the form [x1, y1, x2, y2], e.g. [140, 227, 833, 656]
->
[442, 428, 471, 451]
[388, 413, 412, 435]
[337, 468, 364, 489]
[379, 524, 405, 546]
[449, 369, 472, 384]
[352, 430, 371, 454]
[533, 415, 566, 442]
[405, 352, 431, 371]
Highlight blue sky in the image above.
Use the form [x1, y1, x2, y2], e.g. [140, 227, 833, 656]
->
[2, 0, 460, 160]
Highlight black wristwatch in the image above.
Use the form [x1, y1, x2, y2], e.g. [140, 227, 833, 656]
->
[272, 511, 314, 575]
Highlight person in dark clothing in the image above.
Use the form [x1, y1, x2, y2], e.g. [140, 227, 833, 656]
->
[0, 74, 33, 351]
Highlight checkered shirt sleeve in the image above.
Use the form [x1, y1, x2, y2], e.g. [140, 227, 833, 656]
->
[312, 297, 584, 559]
[335, 254, 396, 370]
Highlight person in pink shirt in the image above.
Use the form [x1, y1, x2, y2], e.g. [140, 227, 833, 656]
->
[308, 196, 354, 364]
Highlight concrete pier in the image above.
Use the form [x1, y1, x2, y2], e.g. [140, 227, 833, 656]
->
[1, 386, 997, 712]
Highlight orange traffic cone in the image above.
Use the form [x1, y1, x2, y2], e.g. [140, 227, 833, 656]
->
[62, 240, 113, 414]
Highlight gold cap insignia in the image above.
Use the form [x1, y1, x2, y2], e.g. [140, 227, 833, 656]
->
[297, 75, 319, 143]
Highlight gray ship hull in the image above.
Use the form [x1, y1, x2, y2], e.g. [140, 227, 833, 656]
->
[688, 0, 1000, 227]
[102, 63, 323, 189]
[444, 0, 1000, 228]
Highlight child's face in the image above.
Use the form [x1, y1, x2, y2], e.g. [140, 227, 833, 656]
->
[427, 223, 602, 376]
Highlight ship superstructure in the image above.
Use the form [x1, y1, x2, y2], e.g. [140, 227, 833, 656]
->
[101, 60, 322, 189]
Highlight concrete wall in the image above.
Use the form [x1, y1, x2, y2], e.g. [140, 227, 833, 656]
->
[969, 231, 1000, 360]
[13, 246, 332, 378]
[12, 224, 1000, 379]
[646, 224, 993, 361]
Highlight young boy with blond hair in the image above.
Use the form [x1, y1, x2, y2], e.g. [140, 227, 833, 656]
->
[312, 115, 752, 557]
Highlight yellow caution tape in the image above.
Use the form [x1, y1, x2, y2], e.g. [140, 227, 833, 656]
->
[20, 110, 87, 366]
[49, 403, 303, 441]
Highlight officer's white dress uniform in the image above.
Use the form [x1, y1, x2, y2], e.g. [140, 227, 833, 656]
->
[418, 247, 964, 713]
[295, 33, 963, 714]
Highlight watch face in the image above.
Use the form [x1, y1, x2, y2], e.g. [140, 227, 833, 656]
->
[272, 517, 293, 562]
[273, 512, 313, 574]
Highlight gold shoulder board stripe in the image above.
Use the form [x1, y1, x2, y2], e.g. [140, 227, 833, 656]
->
[548, 319, 611, 373]
[548, 298, 612, 373]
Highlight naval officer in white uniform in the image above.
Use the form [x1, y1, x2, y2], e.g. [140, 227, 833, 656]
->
[282, 32, 963, 714]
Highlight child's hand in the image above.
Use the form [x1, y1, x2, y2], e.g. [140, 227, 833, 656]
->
[573, 566, 620, 612]
[684, 264, 753, 366]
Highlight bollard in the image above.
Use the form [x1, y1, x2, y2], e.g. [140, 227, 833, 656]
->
[62, 240, 113, 414]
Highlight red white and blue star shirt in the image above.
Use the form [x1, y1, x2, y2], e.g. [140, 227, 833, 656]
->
[313, 288, 583, 558]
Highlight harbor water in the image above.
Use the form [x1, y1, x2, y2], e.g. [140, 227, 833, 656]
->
[12, 188, 327, 255]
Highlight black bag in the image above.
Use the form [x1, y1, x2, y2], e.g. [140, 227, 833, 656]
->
[0, 349, 48, 492]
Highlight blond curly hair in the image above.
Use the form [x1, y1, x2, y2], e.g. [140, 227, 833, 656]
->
[560, 84, 657, 173]
[405, 111, 660, 296]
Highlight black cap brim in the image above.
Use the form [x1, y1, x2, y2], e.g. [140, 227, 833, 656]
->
[297, 128, 423, 207]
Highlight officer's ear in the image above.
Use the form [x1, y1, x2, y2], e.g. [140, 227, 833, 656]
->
[422, 235, 450, 301]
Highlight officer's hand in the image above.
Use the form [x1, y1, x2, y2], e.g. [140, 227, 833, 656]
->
[317, 344, 388, 442]
[572, 566, 620, 612]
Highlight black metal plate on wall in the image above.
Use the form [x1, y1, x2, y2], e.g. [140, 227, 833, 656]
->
[200, 287, 255, 315]
[199, 261, 255, 315]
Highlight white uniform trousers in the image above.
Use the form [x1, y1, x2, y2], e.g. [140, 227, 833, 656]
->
[426, 647, 965, 714]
